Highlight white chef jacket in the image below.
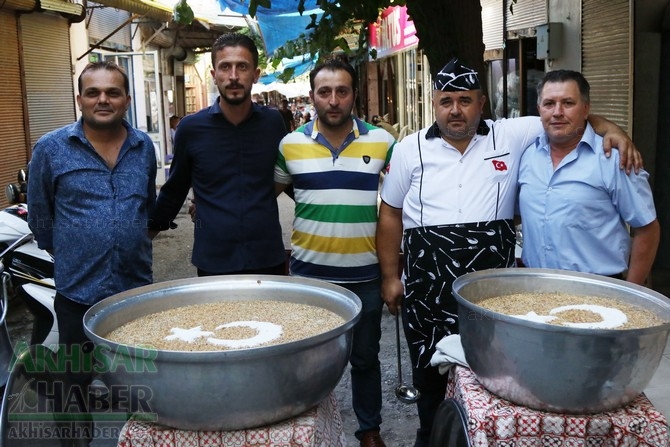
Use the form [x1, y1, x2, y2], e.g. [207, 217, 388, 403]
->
[381, 117, 542, 230]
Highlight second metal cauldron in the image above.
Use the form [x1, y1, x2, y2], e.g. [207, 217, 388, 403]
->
[83, 275, 362, 431]
[452, 268, 670, 414]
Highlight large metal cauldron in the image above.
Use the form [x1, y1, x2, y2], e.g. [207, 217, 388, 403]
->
[452, 268, 670, 414]
[83, 275, 361, 430]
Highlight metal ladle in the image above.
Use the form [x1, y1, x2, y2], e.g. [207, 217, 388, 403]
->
[395, 312, 420, 404]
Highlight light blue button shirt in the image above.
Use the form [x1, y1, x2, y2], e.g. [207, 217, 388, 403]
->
[518, 123, 656, 275]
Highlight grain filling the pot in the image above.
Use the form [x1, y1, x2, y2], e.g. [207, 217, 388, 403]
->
[105, 300, 345, 351]
[478, 292, 664, 329]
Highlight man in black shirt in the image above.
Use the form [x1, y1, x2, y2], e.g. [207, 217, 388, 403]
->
[149, 33, 287, 276]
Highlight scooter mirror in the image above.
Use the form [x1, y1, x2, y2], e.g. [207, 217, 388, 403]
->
[5, 184, 20, 205]
[17, 169, 27, 183]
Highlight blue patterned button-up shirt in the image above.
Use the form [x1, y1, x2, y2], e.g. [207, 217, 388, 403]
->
[28, 119, 156, 305]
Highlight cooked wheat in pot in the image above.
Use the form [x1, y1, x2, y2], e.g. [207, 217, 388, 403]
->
[105, 300, 345, 351]
[478, 293, 664, 329]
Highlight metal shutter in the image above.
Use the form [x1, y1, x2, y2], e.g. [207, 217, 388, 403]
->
[582, 0, 631, 133]
[481, 0, 547, 52]
[481, 0, 504, 51]
[87, 3, 132, 51]
[0, 10, 28, 207]
[20, 12, 76, 148]
[507, 0, 547, 31]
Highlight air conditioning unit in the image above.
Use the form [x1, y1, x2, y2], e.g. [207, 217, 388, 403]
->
[536, 23, 563, 60]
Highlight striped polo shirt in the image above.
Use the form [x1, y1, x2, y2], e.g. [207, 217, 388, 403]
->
[275, 116, 395, 282]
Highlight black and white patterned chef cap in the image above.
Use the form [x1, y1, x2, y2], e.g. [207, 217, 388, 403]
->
[433, 58, 481, 91]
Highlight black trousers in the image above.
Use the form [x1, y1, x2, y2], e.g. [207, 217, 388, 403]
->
[54, 293, 95, 446]
[54, 293, 95, 391]
[410, 359, 450, 447]
[197, 261, 286, 277]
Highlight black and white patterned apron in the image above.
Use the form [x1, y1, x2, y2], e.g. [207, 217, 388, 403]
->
[402, 219, 516, 368]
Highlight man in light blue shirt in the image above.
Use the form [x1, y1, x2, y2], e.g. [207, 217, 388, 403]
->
[518, 70, 659, 284]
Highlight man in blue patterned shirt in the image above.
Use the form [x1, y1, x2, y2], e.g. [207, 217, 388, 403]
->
[28, 61, 156, 445]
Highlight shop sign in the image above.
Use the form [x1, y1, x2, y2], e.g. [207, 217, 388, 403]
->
[368, 5, 418, 59]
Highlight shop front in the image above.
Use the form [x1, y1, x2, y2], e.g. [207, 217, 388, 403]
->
[366, 5, 433, 138]
[0, 0, 84, 207]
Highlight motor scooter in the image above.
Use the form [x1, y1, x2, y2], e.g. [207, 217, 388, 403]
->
[0, 262, 12, 391]
[0, 260, 64, 447]
[1, 172, 117, 447]
[0, 170, 58, 350]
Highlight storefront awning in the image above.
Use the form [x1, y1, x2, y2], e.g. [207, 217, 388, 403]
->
[252, 81, 309, 98]
[40, 0, 85, 17]
[89, 0, 246, 51]
[0, 0, 84, 19]
[94, 0, 173, 22]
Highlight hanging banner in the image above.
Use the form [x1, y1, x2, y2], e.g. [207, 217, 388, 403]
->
[368, 6, 418, 59]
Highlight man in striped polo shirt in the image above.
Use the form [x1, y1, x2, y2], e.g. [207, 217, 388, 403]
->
[274, 58, 395, 447]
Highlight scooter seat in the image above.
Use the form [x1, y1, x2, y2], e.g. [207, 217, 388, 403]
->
[0, 269, 13, 390]
[428, 398, 471, 447]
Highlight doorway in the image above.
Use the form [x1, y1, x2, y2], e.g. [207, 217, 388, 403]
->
[103, 51, 165, 172]
[489, 37, 544, 119]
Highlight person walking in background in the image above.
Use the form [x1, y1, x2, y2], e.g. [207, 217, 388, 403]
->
[371, 115, 399, 140]
[375, 58, 641, 447]
[278, 98, 295, 131]
[149, 32, 288, 276]
[28, 61, 157, 446]
[169, 114, 181, 146]
[518, 69, 659, 284]
[274, 58, 395, 447]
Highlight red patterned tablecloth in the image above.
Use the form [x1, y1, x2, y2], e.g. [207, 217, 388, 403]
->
[446, 366, 669, 447]
[117, 392, 345, 447]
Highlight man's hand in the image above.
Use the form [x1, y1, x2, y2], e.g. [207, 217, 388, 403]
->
[602, 132, 643, 174]
[381, 276, 404, 315]
[377, 202, 405, 315]
[188, 199, 196, 222]
[588, 114, 643, 174]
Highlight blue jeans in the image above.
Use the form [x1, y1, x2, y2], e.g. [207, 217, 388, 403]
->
[339, 279, 384, 439]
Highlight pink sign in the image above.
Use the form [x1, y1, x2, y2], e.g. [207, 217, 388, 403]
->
[368, 6, 418, 59]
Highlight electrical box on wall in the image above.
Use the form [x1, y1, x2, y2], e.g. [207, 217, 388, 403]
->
[536, 22, 563, 60]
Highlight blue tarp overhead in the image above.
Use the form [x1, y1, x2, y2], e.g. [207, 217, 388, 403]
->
[220, 0, 320, 16]
[258, 53, 316, 84]
[217, 0, 323, 55]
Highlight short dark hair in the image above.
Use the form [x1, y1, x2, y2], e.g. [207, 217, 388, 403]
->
[78, 61, 130, 95]
[309, 57, 358, 92]
[211, 33, 259, 68]
[537, 69, 590, 104]
[371, 115, 381, 124]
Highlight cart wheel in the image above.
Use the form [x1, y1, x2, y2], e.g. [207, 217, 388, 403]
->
[428, 398, 470, 447]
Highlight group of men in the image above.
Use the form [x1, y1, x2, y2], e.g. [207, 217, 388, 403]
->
[377, 59, 656, 446]
[27, 31, 657, 447]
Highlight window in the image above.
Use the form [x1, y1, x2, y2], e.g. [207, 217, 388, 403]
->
[489, 38, 544, 119]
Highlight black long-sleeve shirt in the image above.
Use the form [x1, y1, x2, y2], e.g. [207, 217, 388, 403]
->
[150, 100, 287, 273]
